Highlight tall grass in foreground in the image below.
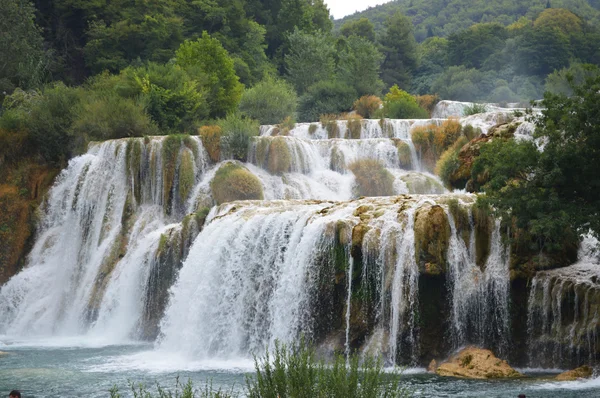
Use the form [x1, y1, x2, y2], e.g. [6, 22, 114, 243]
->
[109, 342, 411, 398]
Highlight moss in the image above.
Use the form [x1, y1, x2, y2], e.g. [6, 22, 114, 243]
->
[157, 233, 169, 256]
[330, 147, 346, 172]
[414, 204, 451, 275]
[199, 125, 222, 163]
[130, 139, 143, 203]
[448, 199, 470, 248]
[472, 201, 493, 267]
[279, 116, 296, 135]
[395, 140, 412, 169]
[308, 124, 318, 135]
[346, 115, 363, 139]
[267, 137, 292, 175]
[178, 149, 195, 201]
[183, 135, 199, 160]
[210, 162, 264, 205]
[162, 135, 183, 213]
[320, 114, 339, 139]
[348, 159, 395, 197]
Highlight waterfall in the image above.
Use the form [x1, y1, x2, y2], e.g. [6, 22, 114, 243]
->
[526, 236, 600, 368]
[0, 137, 207, 341]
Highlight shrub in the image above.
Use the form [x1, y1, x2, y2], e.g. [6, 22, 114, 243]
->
[395, 140, 413, 169]
[210, 162, 264, 205]
[435, 147, 460, 187]
[353, 95, 382, 118]
[382, 85, 428, 119]
[246, 340, 410, 398]
[415, 94, 440, 115]
[267, 137, 292, 175]
[218, 114, 260, 162]
[72, 93, 156, 140]
[320, 114, 340, 139]
[298, 80, 357, 122]
[239, 77, 298, 125]
[199, 125, 223, 163]
[347, 114, 363, 139]
[434, 118, 462, 153]
[462, 124, 480, 141]
[463, 103, 488, 116]
[348, 159, 395, 197]
[279, 116, 296, 136]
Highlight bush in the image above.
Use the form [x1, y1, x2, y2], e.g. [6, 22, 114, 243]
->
[320, 114, 340, 139]
[395, 140, 413, 169]
[210, 162, 264, 205]
[463, 103, 488, 116]
[434, 118, 462, 153]
[382, 85, 428, 119]
[349, 159, 395, 197]
[415, 94, 440, 115]
[72, 93, 156, 140]
[267, 137, 292, 175]
[199, 125, 223, 163]
[346, 114, 363, 139]
[239, 77, 298, 125]
[279, 116, 296, 136]
[353, 95, 382, 118]
[298, 80, 357, 122]
[436, 147, 460, 187]
[218, 114, 260, 162]
[246, 340, 410, 398]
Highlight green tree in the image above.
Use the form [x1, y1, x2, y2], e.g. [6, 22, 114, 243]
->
[474, 74, 600, 250]
[176, 32, 243, 118]
[514, 25, 572, 76]
[339, 18, 376, 42]
[285, 29, 335, 95]
[239, 77, 298, 124]
[0, 0, 49, 93]
[447, 23, 508, 70]
[336, 36, 384, 97]
[298, 80, 357, 122]
[380, 11, 418, 89]
[84, 1, 184, 74]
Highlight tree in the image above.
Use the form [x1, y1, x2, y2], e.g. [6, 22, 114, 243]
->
[176, 32, 243, 118]
[0, 0, 49, 93]
[340, 18, 376, 42]
[534, 8, 583, 36]
[447, 23, 508, 70]
[473, 74, 600, 251]
[298, 80, 357, 122]
[336, 36, 384, 98]
[380, 11, 418, 89]
[285, 29, 335, 95]
[239, 77, 298, 124]
[514, 25, 572, 76]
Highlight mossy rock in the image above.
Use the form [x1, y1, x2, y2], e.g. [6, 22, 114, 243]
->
[254, 137, 270, 168]
[395, 140, 413, 169]
[347, 117, 363, 139]
[472, 202, 493, 268]
[210, 162, 264, 205]
[448, 199, 470, 248]
[414, 204, 451, 275]
[400, 173, 445, 195]
[330, 147, 346, 173]
[178, 149, 195, 201]
[349, 159, 395, 197]
[267, 137, 292, 175]
[199, 125, 223, 163]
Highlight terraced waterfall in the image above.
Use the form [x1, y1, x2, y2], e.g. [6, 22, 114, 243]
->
[0, 103, 597, 370]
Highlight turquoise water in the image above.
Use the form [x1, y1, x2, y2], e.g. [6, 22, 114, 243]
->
[1, 342, 599, 397]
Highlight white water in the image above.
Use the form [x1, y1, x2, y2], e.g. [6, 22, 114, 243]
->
[0, 109, 583, 371]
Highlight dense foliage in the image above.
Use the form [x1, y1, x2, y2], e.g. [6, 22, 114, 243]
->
[473, 74, 600, 251]
[1, 0, 600, 169]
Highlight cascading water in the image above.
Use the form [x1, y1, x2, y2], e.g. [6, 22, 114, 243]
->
[1, 107, 583, 370]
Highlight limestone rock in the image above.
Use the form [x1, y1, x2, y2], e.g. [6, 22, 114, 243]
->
[555, 365, 593, 381]
[436, 346, 522, 379]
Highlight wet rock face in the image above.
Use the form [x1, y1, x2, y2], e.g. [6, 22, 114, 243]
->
[555, 365, 594, 381]
[435, 346, 522, 379]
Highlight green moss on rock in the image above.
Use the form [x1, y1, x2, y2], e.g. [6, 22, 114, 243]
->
[267, 137, 292, 175]
[178, 149, 195, 201]
[210, 162, 264, 205]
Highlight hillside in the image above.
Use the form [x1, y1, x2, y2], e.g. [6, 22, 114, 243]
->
[335, 0, 600, 41]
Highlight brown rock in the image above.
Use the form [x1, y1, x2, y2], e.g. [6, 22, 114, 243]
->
[435, 346, 522, 379]
[555, 365, 593, 381]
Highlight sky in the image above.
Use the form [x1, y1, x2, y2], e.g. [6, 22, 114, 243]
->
[325, 0, 392, 19]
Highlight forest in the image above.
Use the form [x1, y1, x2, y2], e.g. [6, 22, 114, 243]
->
[1, 0, 600, 276]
